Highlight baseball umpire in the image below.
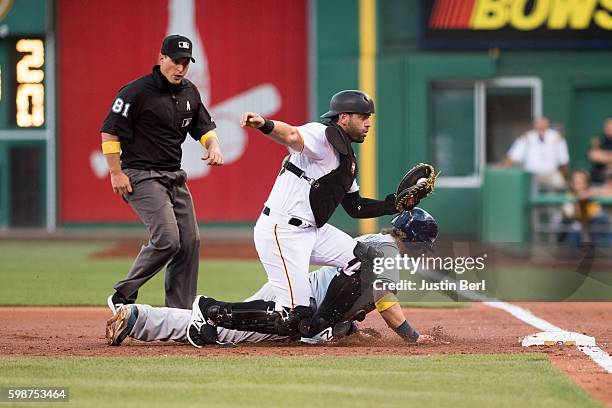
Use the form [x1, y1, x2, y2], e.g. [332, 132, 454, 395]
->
[106, 208, 439, 347]
[101, 35, 224, 312]
[185, 90, 432, 341]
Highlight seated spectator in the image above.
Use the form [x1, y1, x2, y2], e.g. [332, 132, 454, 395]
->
[589, 118, 612, 184]
[500, 117, 569, 192]
[589, 167, 612, 197]
[559, 170, 611, 246]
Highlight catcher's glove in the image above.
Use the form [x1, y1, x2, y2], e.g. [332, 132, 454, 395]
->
[394, 163, 437, 211]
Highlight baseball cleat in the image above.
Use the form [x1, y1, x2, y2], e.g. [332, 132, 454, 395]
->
[327, 310, 365, 338]
[187, 323, 235, 348]
[106, 304, 139, 346]
[187, 324, 206, 348]
[331, 320, 359, 338]
[187, 296, 234, 348]
[300, 326, 334, 345]
[187, 296, 208, 348]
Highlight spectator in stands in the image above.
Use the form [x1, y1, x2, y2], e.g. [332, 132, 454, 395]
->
[559, 170, 611, 246]
[500, 117, 569, 192]
[590, 167, 612, 197]
[588, 118, 612, 185]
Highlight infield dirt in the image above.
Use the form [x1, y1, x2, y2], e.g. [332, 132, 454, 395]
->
[1, 302, 610, 406]
[4, 240, 611, 405]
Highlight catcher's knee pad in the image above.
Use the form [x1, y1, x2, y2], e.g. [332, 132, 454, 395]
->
[202, 298, 313, 337]
[307, 272, 362, 336]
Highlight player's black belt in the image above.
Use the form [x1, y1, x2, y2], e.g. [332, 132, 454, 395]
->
[282, 161, 316, 185]
[263, 206, 303, 227]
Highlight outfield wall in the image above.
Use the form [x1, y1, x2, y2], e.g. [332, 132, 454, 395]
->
[320, 0, 612, 239]
[1, 0, 612, 241]
[57, 0, 308, 225]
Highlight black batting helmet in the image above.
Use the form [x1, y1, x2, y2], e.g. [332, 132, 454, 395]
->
[321, 90, 375, 118]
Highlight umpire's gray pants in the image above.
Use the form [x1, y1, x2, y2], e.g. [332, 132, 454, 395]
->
[113, 169, 200, 309]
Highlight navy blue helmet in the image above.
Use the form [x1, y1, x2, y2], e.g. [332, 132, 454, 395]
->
[391, 207, 438, 243]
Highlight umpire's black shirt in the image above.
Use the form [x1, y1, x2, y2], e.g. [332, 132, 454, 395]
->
[101, 65, 216, 171]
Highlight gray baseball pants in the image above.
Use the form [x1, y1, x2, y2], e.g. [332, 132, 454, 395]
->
[126, 267, 338, 344]
[129, 282, 287, 344]
[113, 169, 200, 309]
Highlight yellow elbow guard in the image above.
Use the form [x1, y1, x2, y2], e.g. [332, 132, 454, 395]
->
[375, 293, 399, 313]
[200, 130, 218, 146]
[101, 141, 121, 154]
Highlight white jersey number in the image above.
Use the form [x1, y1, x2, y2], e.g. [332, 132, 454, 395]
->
[111, 98, 130, 118]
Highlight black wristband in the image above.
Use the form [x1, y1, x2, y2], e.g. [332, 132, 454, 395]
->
[258, 119, 275, 134]
[384, 193, 397, 214]
[395, 321, 419, 342]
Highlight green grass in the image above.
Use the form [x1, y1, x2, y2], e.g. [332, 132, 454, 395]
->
[3, 240, 607, 306]
[0, 354, 602, 408]
[0, 243, 605, 407]
[0, 241, 267, 306]
[475, 267, 612, 301]
[0, 241, 467, 307]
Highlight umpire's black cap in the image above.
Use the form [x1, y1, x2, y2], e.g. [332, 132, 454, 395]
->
[321, 90, 375, 118]
[161, 35, 195, 63]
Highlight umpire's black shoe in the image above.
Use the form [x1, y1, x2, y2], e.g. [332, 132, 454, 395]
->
[107, 291, 136, 315]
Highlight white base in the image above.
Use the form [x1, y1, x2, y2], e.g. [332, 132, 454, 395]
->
[521, 331, 596, 347]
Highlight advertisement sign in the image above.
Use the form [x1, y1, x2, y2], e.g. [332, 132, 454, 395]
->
[421, 0, 612, 49]
[58, 0, 308, 223]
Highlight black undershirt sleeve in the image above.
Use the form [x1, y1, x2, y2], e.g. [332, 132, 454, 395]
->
[341, 191, 397, 218]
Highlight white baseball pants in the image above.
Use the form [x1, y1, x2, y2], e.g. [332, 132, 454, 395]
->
[253, 212, 358, 309]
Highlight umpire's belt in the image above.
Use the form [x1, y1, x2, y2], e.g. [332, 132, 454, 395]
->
[263, 206, 310, 228]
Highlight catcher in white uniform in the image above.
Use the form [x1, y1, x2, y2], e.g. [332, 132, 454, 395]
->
[180, 90, 435, 342]
[244, 90, 397, 312]
[106, 208, 439, 347]
[185, 91, 407, 341]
